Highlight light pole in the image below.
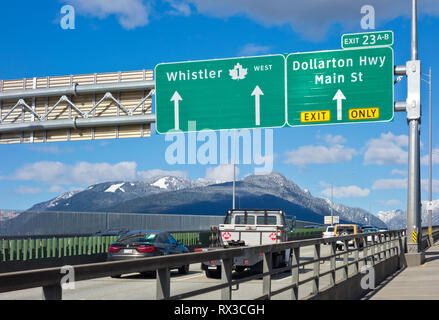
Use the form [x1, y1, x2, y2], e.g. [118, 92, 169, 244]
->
[405, 0, 423, 255]
[422, 67, 432, 244]
[331, 182, 333, 226]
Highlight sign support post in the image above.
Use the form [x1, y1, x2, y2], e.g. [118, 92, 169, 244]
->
[404, 0, 424, 264]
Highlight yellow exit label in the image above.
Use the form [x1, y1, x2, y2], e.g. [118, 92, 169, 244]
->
[300, 110, 331, 123]
[348, 107, 380, 120]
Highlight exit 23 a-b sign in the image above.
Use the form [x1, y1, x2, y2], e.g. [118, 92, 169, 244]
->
[155, 46, 394, 133]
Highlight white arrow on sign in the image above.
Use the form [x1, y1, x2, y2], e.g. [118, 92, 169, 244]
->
[171, 91, 182, 130]
[332, 89, 346, 121]
[251, 85, 264, 126]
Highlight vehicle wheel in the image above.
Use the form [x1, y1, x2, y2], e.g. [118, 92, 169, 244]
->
[205, 268, 221, 279]
[235, 266, 246, 272]
[111, 274, 122, 278]
[178, 264, 190, 275]
[251, 261, 263, 274]
[272, 253, 283, 269]
[140, 271, 154, 277]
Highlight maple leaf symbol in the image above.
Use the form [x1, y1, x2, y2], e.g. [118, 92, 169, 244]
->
[229, 63, 248, 80]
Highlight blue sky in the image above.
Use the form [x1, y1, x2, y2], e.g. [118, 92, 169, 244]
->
[0, 0, 438, 214]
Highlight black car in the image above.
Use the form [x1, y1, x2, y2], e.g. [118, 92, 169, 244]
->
[107, 230, 190, 277]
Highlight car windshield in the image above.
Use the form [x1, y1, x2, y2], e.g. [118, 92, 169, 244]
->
[327, 227, 334, 232]
[337, 226, 355, 234]
[256, 215, 278, 225]
[117, 232, 158, 244]
[234, 215, 255, 224]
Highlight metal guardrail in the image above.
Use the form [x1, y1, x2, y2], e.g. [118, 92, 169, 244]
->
[1, 227, 438, 300]
[0, 229, 405, 300]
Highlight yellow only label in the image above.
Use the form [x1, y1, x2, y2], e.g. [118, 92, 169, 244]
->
[348, 107, 379, 120]
[300, 110, 331, 123]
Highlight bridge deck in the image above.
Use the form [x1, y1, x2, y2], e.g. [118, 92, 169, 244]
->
[366, 242, 439, 300]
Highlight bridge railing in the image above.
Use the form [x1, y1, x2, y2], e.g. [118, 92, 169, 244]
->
[0, 227, 327, 263]
[0, 229, 405, 300]
[1, 227, 437, 300]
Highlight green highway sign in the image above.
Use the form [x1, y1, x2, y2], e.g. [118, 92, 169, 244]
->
[155, 55, 286, 133]
[286, 47, 394, 127]
[342, 30, 394, 49]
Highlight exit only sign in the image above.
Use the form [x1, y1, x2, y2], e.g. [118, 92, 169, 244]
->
[155, 46, 394, 133]
[286, 46, 394, 127]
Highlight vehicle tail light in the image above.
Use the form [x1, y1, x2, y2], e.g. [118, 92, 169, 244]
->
[194, 248, 204, 252]
[108, 245, 120, 253]
[137, 245, 155, 253]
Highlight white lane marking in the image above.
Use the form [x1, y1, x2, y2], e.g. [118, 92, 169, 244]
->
[173, 273, 205, 282]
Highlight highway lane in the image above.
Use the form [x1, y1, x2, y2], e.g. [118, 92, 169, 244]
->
[0, 243, 384, 300]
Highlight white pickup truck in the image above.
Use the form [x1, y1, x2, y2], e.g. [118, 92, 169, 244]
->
[200, 209, 291, 278]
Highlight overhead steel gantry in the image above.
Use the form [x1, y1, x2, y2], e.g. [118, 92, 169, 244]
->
[0, 70, 155, 144]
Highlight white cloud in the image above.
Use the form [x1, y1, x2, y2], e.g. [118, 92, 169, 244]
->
[137, 169, 188, 180]
[319, 134, 347, 145]
[377, 199, 402, 206]
[62, 1, 439, 38]
[64, 0, 151, 29]
[27, 145, 74, 154]
[385, 199, 402, 206]
[238, 43, 272, 56]
[15, 186, 42, 195]
[48, 185, 67, 193]
[12, 161, 69, 184]
[364, 132, 408, 165]
[184, 0, 439, 40]
[421, 148, 439, 166]
[372, 178, 439, 193]
[9, 161, 187, 186]
[421, 179, 439, 194]
[321, 185, 370, 198]
[165, 0, 192, 16]
[372, 178, 407, 190]
[285, 145, 356, 167]
[205, 164, 239, 182]
[391, 169, 407, 176]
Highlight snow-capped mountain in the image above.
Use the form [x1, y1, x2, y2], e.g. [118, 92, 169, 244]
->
[28, 175, 213, 212]
[29, 190, 80, 211]
[376, 199, 439, 230]
[0, 209, 20, 222]
[26, 172, 387, 228]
